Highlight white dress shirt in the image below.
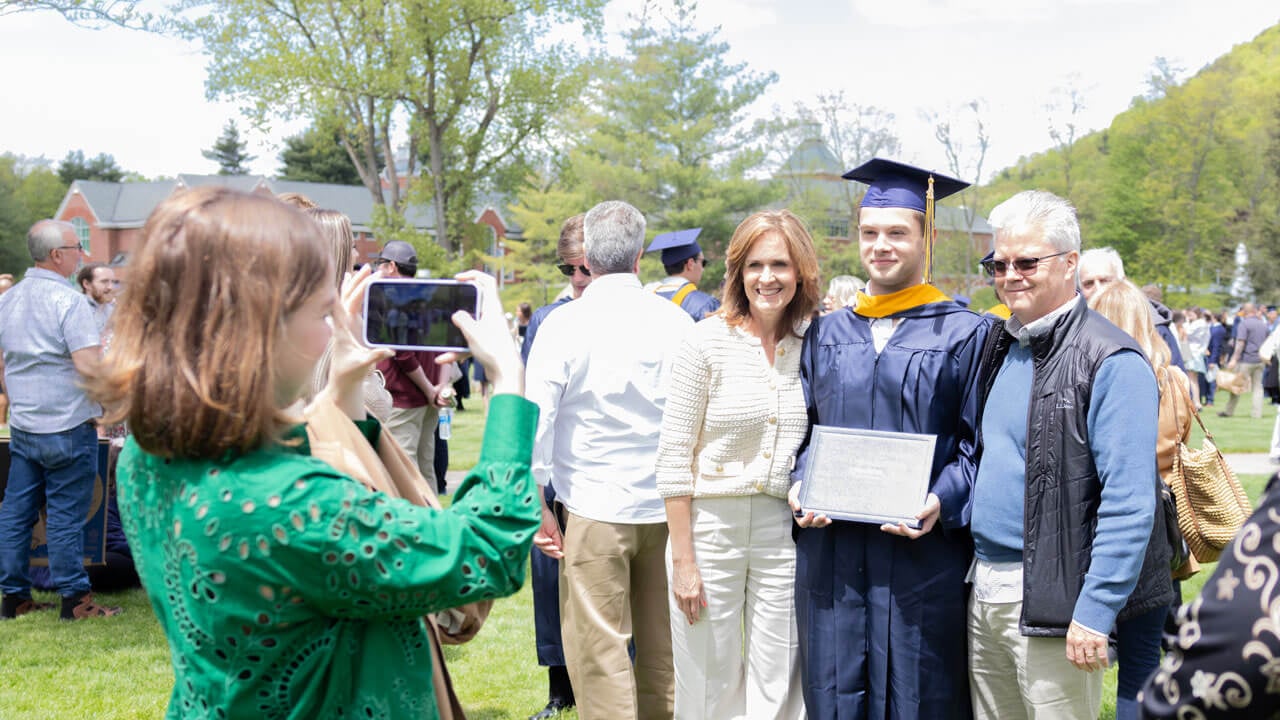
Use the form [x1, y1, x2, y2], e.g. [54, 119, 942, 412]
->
[526, 272, 694, 524]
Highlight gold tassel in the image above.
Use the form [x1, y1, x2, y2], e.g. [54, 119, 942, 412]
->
[924, 175, 936, 285]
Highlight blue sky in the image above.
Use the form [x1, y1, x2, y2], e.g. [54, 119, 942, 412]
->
[1, 0, 1276, 183]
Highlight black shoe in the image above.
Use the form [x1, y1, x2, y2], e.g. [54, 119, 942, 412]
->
[60, 591, 123, 621]
[528, 699, 574, 720]
[0, 594, 56, 619]
[1218, 411, 1232, 417]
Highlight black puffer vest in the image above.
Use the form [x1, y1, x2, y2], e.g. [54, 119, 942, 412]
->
[977, 300, 1172, 637]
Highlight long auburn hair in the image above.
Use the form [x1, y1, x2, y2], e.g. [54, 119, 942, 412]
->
[88, 186, 331, 459]
[720, 210, 821, 337]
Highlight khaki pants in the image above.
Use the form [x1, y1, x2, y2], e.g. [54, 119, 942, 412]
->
[968, 596, 1102, 720]
[383, 404, 438, 485]
[560, 512, 674, 720]
[1223, 361, 1266, 418]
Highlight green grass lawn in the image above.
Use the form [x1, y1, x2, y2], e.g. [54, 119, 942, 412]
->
[447, 400, 486, 473]
[0, 386, 1271, 719]
[1191, 400, 1277, 452]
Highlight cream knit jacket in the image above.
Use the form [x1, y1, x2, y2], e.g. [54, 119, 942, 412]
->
[656, 315, 810, 500]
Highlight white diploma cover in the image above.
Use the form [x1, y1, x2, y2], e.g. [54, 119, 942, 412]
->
[798, 425, 936, 528]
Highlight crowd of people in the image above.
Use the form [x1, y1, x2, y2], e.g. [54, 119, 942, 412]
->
[1, 157, 1279, 720]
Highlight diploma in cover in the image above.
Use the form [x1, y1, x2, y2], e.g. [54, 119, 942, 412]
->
[797, 426, 936, 528]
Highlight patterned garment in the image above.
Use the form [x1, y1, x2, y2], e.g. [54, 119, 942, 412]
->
[117, 395, 540, 719]
[1141, 473, 1280, 719]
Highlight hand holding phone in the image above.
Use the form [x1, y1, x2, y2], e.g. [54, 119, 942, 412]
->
[363, 279, 481, 352]
[443, 271, 523, 397]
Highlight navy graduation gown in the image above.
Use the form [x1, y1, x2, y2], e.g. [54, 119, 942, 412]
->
[794, 301, 991, 720]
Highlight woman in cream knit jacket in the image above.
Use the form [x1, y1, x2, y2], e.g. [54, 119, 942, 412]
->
[656, 210, 820, 719]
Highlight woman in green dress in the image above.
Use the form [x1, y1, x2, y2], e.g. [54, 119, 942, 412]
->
[88, 186, 539, 719]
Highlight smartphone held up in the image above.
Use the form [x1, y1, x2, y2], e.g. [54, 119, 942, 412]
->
[363, 279, 481, 353]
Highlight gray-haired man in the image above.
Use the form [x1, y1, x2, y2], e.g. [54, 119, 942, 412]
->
[526, 201, 692, 720]
[0, 221, 120, 620]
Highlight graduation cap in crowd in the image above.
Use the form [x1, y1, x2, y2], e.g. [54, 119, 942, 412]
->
[844, 158, 969, 284]
[646, 228, 703, 266]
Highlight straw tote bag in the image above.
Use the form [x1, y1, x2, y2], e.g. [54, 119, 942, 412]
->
[1167, 392, 1253, 563]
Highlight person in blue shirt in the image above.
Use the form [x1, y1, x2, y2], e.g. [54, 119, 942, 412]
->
[522, 214, 589, 365]
[968, 190, 1160, 720]
[0, 220, 120, 621]
[791, 158, 990, 719]
[645, 228, 720, 322]
[1205, 310, 1230, 406]
[521, 213, 589, 720]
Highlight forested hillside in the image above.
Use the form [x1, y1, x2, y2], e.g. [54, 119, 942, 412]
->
[981, 23, 1280, 304]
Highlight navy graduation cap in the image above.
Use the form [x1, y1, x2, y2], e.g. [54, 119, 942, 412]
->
[843, 158, 970, 283]
[646, 228, 703, 266]
[844, 158, 968, 211]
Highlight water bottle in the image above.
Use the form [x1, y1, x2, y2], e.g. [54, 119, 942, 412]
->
[437, 407, 453, 440]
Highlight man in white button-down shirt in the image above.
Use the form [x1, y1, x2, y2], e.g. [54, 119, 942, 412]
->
[527, 200, 693, 720]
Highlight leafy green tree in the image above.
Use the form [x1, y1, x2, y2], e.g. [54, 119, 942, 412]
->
[179, 0, 605, 257]
[202, 120, 256, 176]
[0, 0, 151, 28]
[56, 149, 124, 184]
[1243, 100, 1280, 303]
[0, 155, 69, 274]
[529, 0, 779, 290]
[278, 124, 372, 185]
[504, 181, 591, 309]
[979, 24, 1280, 300]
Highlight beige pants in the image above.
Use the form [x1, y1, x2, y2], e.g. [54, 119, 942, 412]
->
[1223, 361, 1266, 418]
[560, 513, 674, 720]
[667, 494, 804, 720]
[968, 597, 1102, 720]
[383, 404, 439, 485]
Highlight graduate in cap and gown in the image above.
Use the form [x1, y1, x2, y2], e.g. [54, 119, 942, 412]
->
[646, 229, 722, 322]
[790, 158, 992, 719]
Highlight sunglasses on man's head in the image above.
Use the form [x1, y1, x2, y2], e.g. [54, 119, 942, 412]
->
[980, 250, 1069, 278]
[557, 263, 590, 277]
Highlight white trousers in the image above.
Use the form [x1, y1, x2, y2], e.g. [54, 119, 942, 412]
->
[1270, 412, 1280, 459]
[666, 494, 805, 720]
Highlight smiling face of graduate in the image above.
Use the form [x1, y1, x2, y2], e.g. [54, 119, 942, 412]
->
[858, 206, 927, 295]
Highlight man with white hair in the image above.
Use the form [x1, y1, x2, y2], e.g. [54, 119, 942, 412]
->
[1077, 247, 1124, 300]
[968, 192, 1161, 719]
[1078, 246, 1183, 369]
[526, 200, 692, 720]
[0, 221, 120, 620]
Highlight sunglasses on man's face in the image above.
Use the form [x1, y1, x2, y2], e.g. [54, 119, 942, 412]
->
[557, 263, 590, 277]
[981, 250, 1070, 278]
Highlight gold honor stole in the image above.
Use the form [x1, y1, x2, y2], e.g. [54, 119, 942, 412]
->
[853, 285, 953, 319]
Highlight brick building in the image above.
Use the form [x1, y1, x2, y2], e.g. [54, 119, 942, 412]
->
[53, 174, 520, 272]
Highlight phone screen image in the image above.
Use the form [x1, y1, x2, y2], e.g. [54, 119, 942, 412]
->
[364, 280, 480, 352]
